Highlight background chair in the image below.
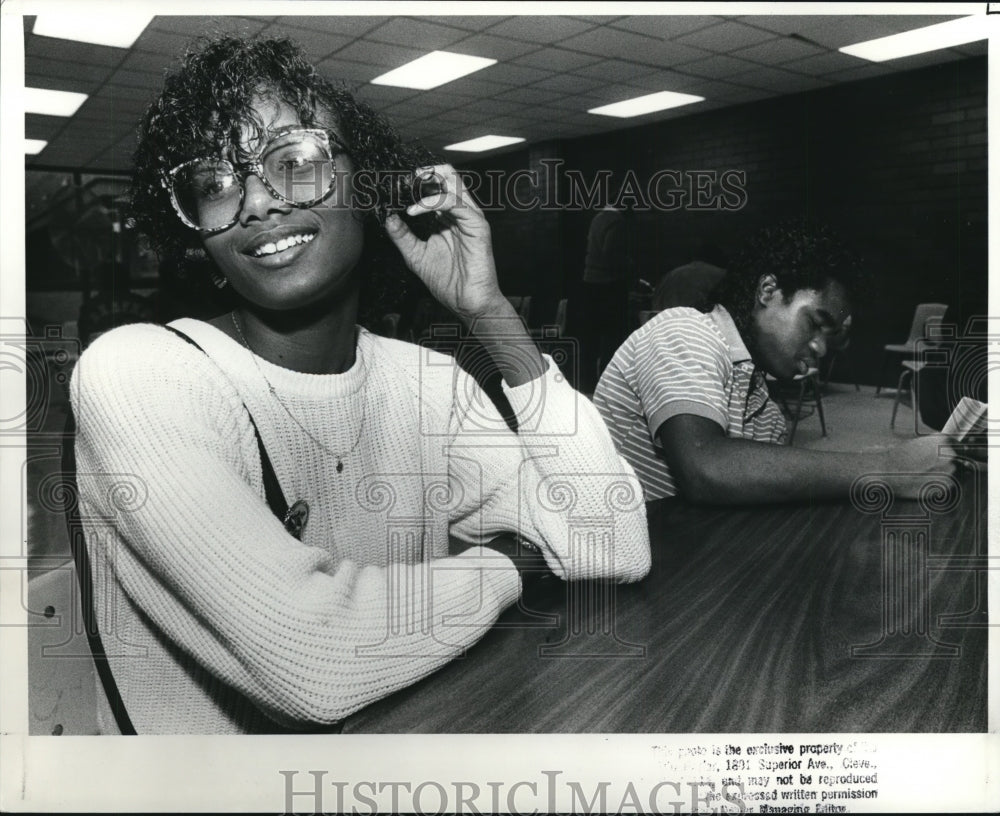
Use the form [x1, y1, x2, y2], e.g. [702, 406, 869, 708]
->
[553, 298, 568, 336]
[876, 302, 948, 395]
[772, 372, 827, 444]
[890, 314, 945, 433]
[377, 312, 400, 339]
[506, 295, 532, 324]
[651, 260, 726, 311]
[638, 309, 660, 326]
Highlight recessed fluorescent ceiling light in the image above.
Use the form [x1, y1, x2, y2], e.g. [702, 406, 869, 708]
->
[839, 16, 983, 62]
[371, 51, 497, 90]
[445, 135, 525, 153]
[24, 87, 88, 117]
[588, 91, 704, 118]
[25, 139, 48, 155]
[33, 14, 153, 48]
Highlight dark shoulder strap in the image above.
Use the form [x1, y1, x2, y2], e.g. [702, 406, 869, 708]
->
[163, 325, 289, 523]
[63, 411, 137, 735]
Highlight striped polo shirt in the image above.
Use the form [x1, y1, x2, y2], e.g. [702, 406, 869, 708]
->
[593, 305, 787, 501]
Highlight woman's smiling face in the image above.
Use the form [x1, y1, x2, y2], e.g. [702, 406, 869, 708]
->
[201, 94, 364, 312]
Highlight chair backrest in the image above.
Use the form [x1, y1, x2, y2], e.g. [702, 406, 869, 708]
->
[379, 312, 401, 339]
[507, 295, 532, 323]
[652, 261, 726, 311]
[638, 310, 660, 326]
[922, 314, 945, 343]
[554, 298, 568, 335]
[906, 303, 949, 343]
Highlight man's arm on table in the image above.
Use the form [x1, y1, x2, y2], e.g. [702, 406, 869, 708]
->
[658, 413, 957, 505]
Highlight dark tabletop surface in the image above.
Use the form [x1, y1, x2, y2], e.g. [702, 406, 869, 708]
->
[344, 461, 988, 733]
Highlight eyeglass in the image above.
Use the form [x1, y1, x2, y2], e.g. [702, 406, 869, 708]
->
[163, 127, 347, 233]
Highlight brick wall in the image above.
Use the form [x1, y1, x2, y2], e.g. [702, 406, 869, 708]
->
[459, 55, 987, 386]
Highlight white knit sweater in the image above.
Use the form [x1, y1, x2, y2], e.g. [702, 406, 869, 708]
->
[70, 319, 650, 733]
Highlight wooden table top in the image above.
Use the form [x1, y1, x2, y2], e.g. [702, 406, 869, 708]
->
[344, 463, 988, 733]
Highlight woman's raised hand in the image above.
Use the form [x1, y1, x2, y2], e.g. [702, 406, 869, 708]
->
[385, 164, 506, 323]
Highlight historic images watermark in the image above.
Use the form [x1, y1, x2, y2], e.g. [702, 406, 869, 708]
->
[278, 769, 748, 814]
[284, 162, 749, 214]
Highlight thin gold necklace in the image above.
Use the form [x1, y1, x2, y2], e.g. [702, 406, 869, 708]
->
[231, 311, 367, 474]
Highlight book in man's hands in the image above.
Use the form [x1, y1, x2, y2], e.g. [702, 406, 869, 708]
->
[941, 397, 988, 460]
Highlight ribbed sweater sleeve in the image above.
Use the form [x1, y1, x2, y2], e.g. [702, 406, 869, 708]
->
[70, 325, 521, 726]
[447, 357, 651, 583]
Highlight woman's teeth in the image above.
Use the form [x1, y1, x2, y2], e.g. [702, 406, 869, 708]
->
[252, 233, 315, 257]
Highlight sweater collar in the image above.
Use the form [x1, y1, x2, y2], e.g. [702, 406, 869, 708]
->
[169, 317, 373, 401]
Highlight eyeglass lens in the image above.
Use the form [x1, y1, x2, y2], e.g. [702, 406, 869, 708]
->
[171, 131, 334, 230]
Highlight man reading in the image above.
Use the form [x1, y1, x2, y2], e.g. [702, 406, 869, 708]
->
[594, 222, 956, 504]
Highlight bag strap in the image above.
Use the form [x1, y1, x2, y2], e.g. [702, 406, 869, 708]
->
[163, 325, 289, 523]
[64, 325, 333, 734]
[62, 410, 137, 735]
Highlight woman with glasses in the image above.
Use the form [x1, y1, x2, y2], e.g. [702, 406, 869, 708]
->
[69, 35, 650, 734]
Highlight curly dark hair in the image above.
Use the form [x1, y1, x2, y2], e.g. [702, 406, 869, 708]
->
[129, 34, 438, 325]
[711, 220, 867, 337]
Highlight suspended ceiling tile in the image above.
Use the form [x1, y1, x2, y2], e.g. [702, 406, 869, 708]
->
[571, 59, 663, 82]
[277, 15, 388, 37]
[118, 50, 175, 74]
[92, 84, 158, 103]
[483, 16, 596, 43]
[148, 15, 269, 36]
[530, 73, 601, 94]
[365, 18, 472, 50]
[315, 58, 382, 84]
[381, 95, 455, 119]
[26, 55, 114, 86]
[811, 62, 896, 85]
[429, 108, 484, 125]
[106, 68, 165, 90]
[354, 84, 421, 107]
[730, 66, 832, 94]
[658, 76, 747, 101]
[430, 75, 509, 98]
[493, 86, 564, 106]
[510, 47, 602, 72]
[333, 39, 425, 68]
[840, 47, 969, 74]
[25, 35, 124, 68]
[609, 16, 724, 39]
[257, 24, 351, 62]
[132, 28, 197, 56]
[671, 21, 779, 52]
[584, 82, 671, 105]
[421, 16, 510, 31]
[25, 114, 68, 140]
[624, 69, 716, 93]
[738, 15, 963, 49]
[680, 54, 763, 79]
[447, 33, 541, 61]
[31, 142, 100, 166]
[730, 36, 826, 65]
[545, 94, 596, 112]
[568, 15, 627, 24]
[482, 63, 551, 86]
[460, 98, 527, 116]
[23, 69, 95, 95]
[779, 51, 869, 76]
[560, 28, 711, 68]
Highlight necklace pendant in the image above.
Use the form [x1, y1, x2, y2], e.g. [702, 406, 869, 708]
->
[283, 499, 310, 540]
[336, 459, 344, 473]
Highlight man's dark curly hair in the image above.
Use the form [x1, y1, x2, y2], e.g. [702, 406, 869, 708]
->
[711, 220, 867, 337]
[129, 34, 437, 325]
